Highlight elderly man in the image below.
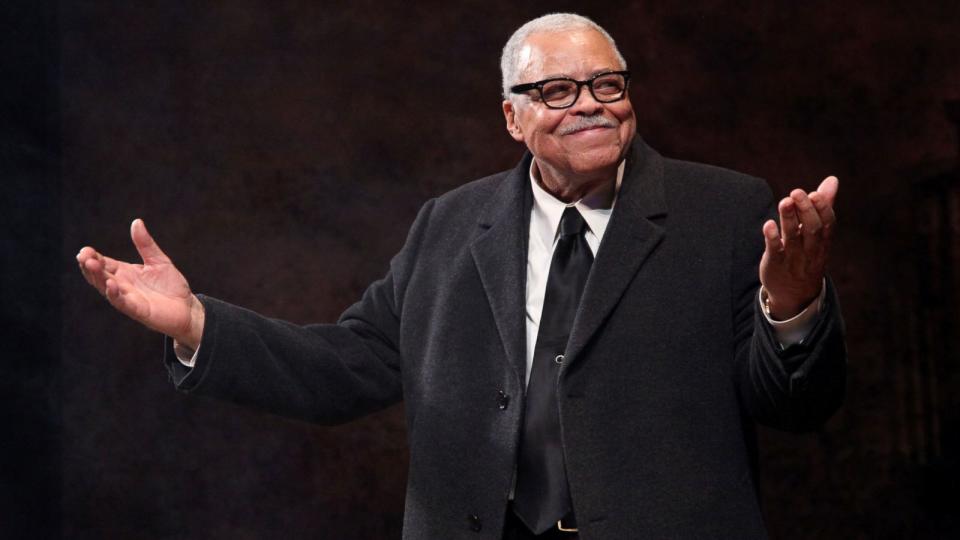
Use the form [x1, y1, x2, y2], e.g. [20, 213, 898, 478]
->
[78, 13, 845, 540]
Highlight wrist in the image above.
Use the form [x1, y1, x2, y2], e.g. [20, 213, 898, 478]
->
[175, 295, 205, 350]
[762, 288, 807, 321]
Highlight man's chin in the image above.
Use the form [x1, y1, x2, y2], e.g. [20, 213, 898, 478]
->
[566, 146, 624, 174]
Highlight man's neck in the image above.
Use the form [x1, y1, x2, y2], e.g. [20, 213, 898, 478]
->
[533, 159, 619, 208]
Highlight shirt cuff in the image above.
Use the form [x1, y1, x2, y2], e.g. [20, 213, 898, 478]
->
[173, 339, 200, 368]
[758, 279, 827, 348]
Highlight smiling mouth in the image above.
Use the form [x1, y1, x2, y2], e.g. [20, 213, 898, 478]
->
[566, 126, 611, 135]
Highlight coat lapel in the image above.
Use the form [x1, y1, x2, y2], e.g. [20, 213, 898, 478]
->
[564, 140, 669, 366]
[470, 154, 533, 384]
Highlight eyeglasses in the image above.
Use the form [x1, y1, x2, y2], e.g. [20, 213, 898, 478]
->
[509, 71, 631, 109]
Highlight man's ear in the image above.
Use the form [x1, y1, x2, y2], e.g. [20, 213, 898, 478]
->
[502, 99, 525, 143]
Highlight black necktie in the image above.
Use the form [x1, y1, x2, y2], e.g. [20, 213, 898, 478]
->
[513, 207, 594, 534]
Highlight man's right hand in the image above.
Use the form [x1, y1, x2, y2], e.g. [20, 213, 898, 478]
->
[77, 218, 205, 351]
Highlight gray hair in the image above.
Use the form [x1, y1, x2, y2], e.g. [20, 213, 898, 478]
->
[500, 13, 627, 100]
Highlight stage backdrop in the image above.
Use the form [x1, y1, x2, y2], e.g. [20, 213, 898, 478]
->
[51, 1, 960, 538]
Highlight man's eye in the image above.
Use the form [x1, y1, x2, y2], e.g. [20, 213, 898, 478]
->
[542, 83, 574, 101]
[594, 79, 624, 94]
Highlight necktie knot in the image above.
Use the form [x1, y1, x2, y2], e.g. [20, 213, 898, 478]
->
[559, 207, 588, 238]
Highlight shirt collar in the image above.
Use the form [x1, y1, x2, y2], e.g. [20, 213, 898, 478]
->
[528, 159, 624, 248]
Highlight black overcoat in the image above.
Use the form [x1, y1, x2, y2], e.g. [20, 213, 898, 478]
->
[165, 137, 846, 539]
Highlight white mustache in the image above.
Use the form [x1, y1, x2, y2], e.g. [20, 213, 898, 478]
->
[558, 115, 616, 135]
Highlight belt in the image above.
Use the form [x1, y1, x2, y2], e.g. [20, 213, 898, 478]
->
[504, 505, 578, 539]
[556, 512, 578, 533]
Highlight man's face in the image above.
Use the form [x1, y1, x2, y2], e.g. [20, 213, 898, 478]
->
[503, 28, 636, 180]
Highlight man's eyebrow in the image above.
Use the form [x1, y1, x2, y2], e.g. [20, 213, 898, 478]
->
[538, 68, 618, 80]
[588, 68, 618, 77]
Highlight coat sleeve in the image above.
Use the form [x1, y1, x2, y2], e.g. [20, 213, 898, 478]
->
[162, 199, 437, 425]
[730, 180, 847, 432]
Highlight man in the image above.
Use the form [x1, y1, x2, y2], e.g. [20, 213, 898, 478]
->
[78, 13, 845, 539]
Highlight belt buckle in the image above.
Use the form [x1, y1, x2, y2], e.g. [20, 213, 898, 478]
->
[556, 517, 578, 533]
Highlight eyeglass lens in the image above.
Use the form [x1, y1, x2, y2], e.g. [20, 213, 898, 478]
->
[541, 73, 627, 108]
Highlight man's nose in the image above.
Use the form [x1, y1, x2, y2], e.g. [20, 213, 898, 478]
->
[567, 85, 604, 115]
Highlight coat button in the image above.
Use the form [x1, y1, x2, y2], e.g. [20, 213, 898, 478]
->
[790, 370, 809, 393]
[497, 390, 510, 410]
[467, 514, 482, 531]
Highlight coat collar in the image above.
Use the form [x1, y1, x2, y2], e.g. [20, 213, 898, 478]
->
[564, 137, 667, 367]
[471, 153, 534, 383]
[470, 136, 668, 382]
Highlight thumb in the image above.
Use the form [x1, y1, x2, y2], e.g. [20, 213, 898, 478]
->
[130, 218, 171, 264]
[762, 219, 784, 261]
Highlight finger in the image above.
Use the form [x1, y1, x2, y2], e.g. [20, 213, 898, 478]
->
[791, 190, 823, 250]
[105, 277, 130, 312]
[104, 278, 132, 315]
[778, 197, 800, 245]
[131, 218, 171, 265]
[105, 277, 146, 322]
[809, 192, 837, 242]
[77, 247, 99, 287]
[79, 245, 125, 281]
[78, 260, 98, 289]
[89, 249, 115, 274]
[77, 246, 98, 272]
[762, 219, 784, 261]
[83, 256, 117, 295]
[97, 253, 120, 274]
[816, 176, 839, 207]
[105, 277, 120, 299]
[79, 248, 106, 289]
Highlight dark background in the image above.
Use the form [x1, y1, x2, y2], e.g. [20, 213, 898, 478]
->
[4, 0, 960, 538]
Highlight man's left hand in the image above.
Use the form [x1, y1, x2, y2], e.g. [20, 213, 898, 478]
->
[759, 176, 838, 320]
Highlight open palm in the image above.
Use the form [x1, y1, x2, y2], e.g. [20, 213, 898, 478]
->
[78, 219, 204, 348]
[759, 176, 838, 319]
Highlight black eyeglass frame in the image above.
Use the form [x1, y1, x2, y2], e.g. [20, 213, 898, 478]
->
[509, 70, 631, 109]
